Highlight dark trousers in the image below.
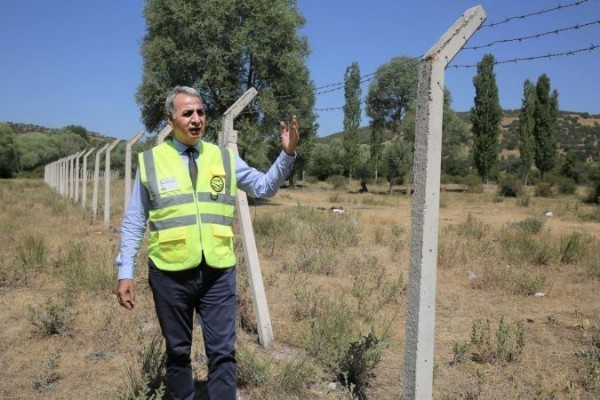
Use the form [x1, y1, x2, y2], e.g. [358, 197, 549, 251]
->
[149, 259, 237, 400]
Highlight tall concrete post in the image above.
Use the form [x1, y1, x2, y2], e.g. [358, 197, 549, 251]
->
[403, 6, 486, 400]
[220, 88, 274, 349]
[68, 154, 75, 199]
[124, 131, 145, 209]
[103, 139, 121, 230]
[73, 150, 86, 202]
[81, 148, 96, 208]
[92, 143, 110, 219]
[155, 125, 172, 144]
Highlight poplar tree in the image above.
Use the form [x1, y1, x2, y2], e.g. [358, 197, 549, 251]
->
[518, 79, 536, 186]
[342, 62, 362, 180]
[471, 54, 502, 184]
[533, 74, 559, 181]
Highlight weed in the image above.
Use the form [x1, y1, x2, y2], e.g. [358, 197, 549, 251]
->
[362, 196, 386, 206]
[253, 213, 295, 256]
[16, 233, 47, 270]
[450, 214, 490, 240]
[451, 341, 470, 365]
[327, 175, 347, 190]
[513, 217, 545, 234]
[374, 227, 385, 244]
[469, 317, 525, 363]
[302, 299, 359, 370]
[328, 193, 343, 203]
[33, 350, 62, 393]
[28, 297, 74, 336]
[237, 343, 272, 388]
[560, 232, 589, 264]
[116, 331, 166, 400]
[273, 354, 315, 395]
[338, 333, 381, 400]
[56, 241, 115, 293]
[292, 284, 324, 320]
[378, 273, 405, 306]
[516, 194, 531, 207]
[511, 270, 548, 296]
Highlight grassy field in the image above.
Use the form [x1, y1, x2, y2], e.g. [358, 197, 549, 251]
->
[0, 178, 599, 399]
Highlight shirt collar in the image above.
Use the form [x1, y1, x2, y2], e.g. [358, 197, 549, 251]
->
[172, 137, 200, 154]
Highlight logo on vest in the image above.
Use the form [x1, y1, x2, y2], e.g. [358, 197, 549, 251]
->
[210, 176, 224, 193]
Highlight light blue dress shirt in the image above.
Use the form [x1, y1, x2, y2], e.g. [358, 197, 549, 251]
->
[115, 138, 295, 280]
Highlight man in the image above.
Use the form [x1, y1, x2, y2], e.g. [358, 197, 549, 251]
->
[116, 85, 298, 400]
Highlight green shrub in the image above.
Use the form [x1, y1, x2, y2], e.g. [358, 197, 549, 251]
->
[17, 234, 47, 270]
[338, 333, 381, 399]
[556, 177, 577, 195]
[516, 194, 531, 207]
[560, 232, 589, 264]
[470, 317, 525, 363]
[237, 343, 272, 388]
[327, 175, 347, 190]
[28, 297, 74, 337]
[116, 332, 166, 400]
[535, 182, 554, 197]
[33, 351, 62, 393]
[463, 174, 483, 193]
[498, 175, 522, 197]
[514, 217, 545, 234]
[302, 299, 359, 370]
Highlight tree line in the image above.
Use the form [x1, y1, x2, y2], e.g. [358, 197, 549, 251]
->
[1, 0, 599, 203]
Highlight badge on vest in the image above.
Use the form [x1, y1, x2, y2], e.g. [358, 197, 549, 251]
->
[159, 177, 178, 192]
[210, 176, 224, 193]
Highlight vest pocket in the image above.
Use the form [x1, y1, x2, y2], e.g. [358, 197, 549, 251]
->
[157, 227, 188, 263]
[212, 224, 233, 258]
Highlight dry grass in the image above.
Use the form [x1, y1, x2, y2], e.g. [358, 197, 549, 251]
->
[0, 178, 598, 399]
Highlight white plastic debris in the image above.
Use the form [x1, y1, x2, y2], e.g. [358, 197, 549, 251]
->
[533, 292, 546, 297]
[544, 211, 554, 217]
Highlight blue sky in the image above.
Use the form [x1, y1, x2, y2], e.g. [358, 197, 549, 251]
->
[0, 0, 598, 140]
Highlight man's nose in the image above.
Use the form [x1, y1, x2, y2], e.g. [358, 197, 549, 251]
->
[191, 111, 201, 123]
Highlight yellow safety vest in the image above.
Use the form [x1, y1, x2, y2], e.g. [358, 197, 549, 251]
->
[138, 140, 237, 271]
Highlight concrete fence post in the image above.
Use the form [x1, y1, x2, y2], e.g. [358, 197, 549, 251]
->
[403, 6, 486, 400]
[81, 148, 96, 208]
[92, 143, 111, 219]
[124, 131, 145, 209]
[220, 88, 274, 349]
[103, 139, 121, 230]
[155, 125, 172, 144]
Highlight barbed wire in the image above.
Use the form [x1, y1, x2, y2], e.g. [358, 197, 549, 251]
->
[482, 0, 592, 28]
[241, 0, 599, 115]
[465, 19, 600, 50]
[450, 43, 599, 68]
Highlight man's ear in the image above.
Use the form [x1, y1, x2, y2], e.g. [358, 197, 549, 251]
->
[166, 114, 174, 127]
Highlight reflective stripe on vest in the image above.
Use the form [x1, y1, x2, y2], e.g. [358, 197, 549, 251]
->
[139, 140, 237, 271]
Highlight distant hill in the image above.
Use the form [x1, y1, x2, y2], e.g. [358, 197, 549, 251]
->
[3, 121, 106, 139]
[318, 110, 600, 162]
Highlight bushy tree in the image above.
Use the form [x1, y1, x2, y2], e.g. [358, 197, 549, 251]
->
[366, 56, 418, 181]
[471, 54, 502, 184]
[307, 141, 344, 181]
[342, 62, 362, 179]
[0, 125, 19, 178]
[382, 140, 412, 194]
[518, 79, 536, 186]
[534, 74, 559, 181]
[137, 0, 317, 182]
[441, 89, 470, 176]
